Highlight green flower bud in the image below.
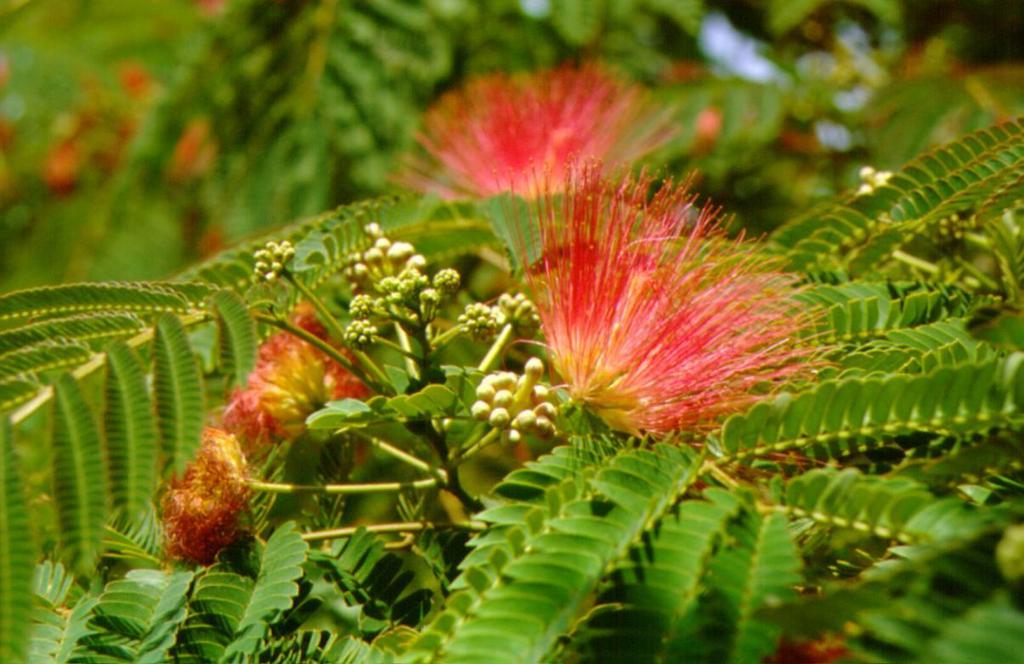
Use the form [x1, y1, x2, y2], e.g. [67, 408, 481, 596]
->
[350, 294, 379, 320]
[475, 383, 496, 402]
[493, 372, 517, 391]
[374, 237, 392, 252]
[363, 247, 384, 264]
[419, 288, 441, 321]
[532, 385, 550, 403]
[493, 389, 514, 408]
[513, 410, 537, 431]
[534, 402, 557, 420]
[524, 358, 544, 380]
[489, 407, 510, 428]
[471, 400, 491, 420]
[506, 429, 522, 444]
[458, 303, 502, 340]
[433, 268, 461, 295]
[343, 319, 377, 349]
[387, 241, 415, 262]
[534, 416, 555, 438]
[364, 222, 382, 238]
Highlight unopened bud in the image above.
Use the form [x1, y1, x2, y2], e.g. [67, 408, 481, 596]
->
[475, 383, 496, 402]
[471, 401, 491, 420]
[513, 410, 537, 431]
[524, 358, 544, 380]
[534, 402, 557, 420]
[387, 242, 415, 262]
[532, 385, 550, 403]
[506, 429, 522, 445]
[493, 389, 514, 409]
[489, 407, 510, 428]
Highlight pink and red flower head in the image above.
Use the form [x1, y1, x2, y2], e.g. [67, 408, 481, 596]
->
[162, 427, 250, 565]
[523, 163, 813, 434]
[398, 63, 675, 199]
[223, 303, 370, 445]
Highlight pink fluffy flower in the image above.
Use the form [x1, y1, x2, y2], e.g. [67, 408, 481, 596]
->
[223, 304, 370, 444]
[398, 63, 674, 199]
[523, 163, 813, 434]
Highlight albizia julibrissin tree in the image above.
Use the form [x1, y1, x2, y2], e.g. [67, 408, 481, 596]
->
[2, 61, 1024, 664]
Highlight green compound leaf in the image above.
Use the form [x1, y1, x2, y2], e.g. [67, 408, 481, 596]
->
[0, 418, 35, 664]
[152, 314, 205, 473]
[74, 569, 194, 664]
[52, 374, 108, 573]
[104, 342, 159, 516]
[212, 290, 258, 388]
[0, 282, 211, 321]
[174, 522, 308, 663]
[710, 353, 1024, 462]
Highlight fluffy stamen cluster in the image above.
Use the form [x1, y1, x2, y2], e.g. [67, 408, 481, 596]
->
[471, 358, 557, 444]
[162, 428, 251, 565]
[397, 63, 675, 199]
[523, 163, 813, 434]
[223, 303, 369, 443]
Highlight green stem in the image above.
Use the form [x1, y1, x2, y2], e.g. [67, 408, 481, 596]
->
[454, 428, 501, 464]
[394, 322, 420, 379]
[376, 335, 420, 361]
[965, 231, 993, 251]
[956, 257, 1000, 291]
[701, 461, 740, 489]
[284, 271, 348, 342]
[248, 476, 443, 495]
[479, 323, 513, 372]
[369, 438, 438, 477]
[430, 324, 464, 350]
[891, 249, 939, 275]
[301, 520, 486, 542]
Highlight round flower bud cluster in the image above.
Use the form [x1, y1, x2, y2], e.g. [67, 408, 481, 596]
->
[253, 240, 295, 282]
[342, 224, 462, 337]
[856, 166, 893, 196]
[344, 318, 378, 349]
[498, 292, 541, 337]
[343, 222, 427, 290]
[935, 212, 976, 248]
[459, 302, 503, 340]
[471, 358, 557, 444]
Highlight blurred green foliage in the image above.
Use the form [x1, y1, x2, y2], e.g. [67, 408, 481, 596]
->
[2, 0, 1024, 286]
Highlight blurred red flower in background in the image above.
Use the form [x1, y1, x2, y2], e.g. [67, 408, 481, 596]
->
[398, 63, 675, 199]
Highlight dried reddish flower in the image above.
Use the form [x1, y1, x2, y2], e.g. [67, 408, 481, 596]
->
[223, 303, 370, 444]
[522, 163, 813, 434]
[398, 63, 674, 199]
[162, 428, 251, 565]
